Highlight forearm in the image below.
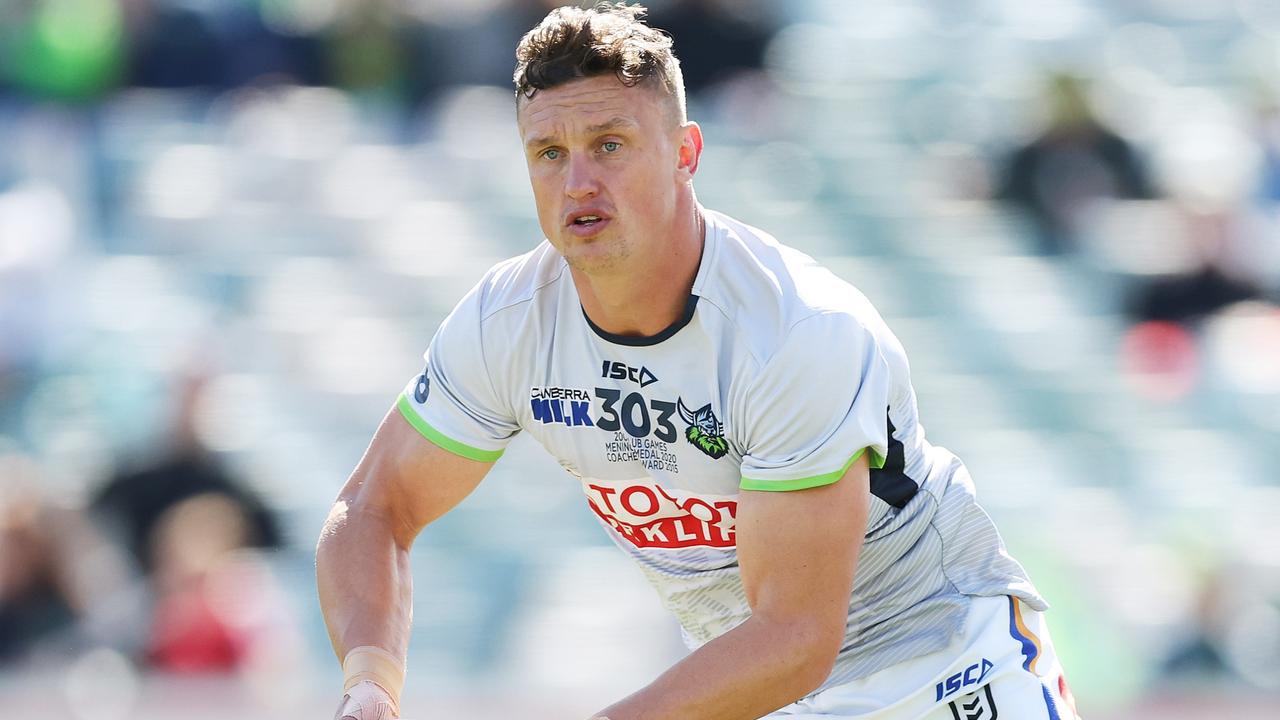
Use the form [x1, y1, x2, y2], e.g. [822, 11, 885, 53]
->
[316, 499, 414, 662]
[596, 614, 837, 720]
[317, 409, 493, 719]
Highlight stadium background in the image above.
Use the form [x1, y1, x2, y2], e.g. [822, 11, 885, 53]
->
[1, 0, 1279, 717]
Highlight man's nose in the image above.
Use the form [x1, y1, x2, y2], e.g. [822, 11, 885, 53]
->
[564, 154, 598, 200]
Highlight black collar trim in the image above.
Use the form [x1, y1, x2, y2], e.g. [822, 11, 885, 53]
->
[583, 294, 699, 347]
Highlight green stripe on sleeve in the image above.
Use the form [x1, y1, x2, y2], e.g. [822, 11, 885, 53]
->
[740, 446, 880, 492]
[396, 395, 504, 463]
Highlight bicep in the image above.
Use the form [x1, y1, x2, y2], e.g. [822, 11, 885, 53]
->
[340, 405, 496, 547]
[737, 452, 871, 630]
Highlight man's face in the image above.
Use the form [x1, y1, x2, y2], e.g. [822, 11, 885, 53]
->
[517, 75, 687, 274]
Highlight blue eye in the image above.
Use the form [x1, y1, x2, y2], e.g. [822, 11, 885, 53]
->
[602, 141, 621, 153]
[542, 148, 561, 160]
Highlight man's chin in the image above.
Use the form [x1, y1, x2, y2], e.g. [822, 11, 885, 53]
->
[560, 241, 628, 275]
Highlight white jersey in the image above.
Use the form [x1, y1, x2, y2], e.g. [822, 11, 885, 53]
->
[399, 208, 1045, 689]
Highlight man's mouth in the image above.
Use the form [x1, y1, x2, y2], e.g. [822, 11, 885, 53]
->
[566, 210, 611, 235]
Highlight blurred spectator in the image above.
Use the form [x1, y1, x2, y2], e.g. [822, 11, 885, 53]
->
[92, 371, 282, 574]
[145, 492, 281, 671]
[0, 454, 112, 663]
[1125, 206, 1265, 325]
[0, 487, 79, 662]
[91, 370, 287, 672]
[998, 73, 1155, 254]
[1156, 570, 1240, 688]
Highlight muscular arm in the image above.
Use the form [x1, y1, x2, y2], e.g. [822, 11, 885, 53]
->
[316, 406, 494, 666]
[595, 453, 871, 720]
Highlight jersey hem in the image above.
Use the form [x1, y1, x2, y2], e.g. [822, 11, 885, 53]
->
[396, 395, 504, 463]
[740, 446, 886, 492]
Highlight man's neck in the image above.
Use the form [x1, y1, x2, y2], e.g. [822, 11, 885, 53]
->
[574, 200, 705, 339]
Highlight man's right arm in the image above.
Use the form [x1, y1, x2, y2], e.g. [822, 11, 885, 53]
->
[316, 404, 495, 716]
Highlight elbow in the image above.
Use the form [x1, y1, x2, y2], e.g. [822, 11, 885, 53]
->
[783, 621, 845, 699]
[795, 645, 840, 698]
[323, 482, 417, 547]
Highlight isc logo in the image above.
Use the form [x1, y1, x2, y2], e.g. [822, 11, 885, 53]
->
[602, 360, 658, 387]
[935, 658, 994, 702]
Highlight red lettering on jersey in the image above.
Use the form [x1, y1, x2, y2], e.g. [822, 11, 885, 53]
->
[588, 484, 619, 513]
[639, 525, 669, 543]
[620, 486, 659, 517]
[583, 481, 737, 549]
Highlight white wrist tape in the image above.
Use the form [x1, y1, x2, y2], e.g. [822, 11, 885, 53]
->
[342, 646, 405, 713]
[336, 680, 397, 720]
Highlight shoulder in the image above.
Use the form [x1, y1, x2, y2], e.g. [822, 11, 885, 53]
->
[428, 243, 566, 413]
[469, 241, 568, 324]
[436, 242, 566, 358]
[696, 209, 895, 368]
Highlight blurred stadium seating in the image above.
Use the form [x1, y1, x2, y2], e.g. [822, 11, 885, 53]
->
[1, 1, 1278, 718]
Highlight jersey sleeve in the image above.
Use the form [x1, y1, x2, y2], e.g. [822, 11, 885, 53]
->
[738, 313, 890, 491]
[396, 280, 520, 462]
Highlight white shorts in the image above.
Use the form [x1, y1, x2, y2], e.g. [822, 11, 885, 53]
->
[767, 595, 1080, 719]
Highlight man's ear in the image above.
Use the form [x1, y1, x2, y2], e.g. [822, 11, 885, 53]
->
[677, 122, 704, 179]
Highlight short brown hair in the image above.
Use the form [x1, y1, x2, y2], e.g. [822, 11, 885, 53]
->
[514, 2, 686, 121]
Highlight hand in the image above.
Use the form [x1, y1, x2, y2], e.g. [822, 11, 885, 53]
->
[334, 680, 399, 720]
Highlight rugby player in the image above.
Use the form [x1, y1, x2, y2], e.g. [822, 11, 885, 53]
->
[318, 4, 1080, 719]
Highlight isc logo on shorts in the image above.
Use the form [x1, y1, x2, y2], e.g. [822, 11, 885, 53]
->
[935, 658, 994, 702]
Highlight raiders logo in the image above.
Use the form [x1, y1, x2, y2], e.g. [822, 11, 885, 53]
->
[948, 683, 997, 720]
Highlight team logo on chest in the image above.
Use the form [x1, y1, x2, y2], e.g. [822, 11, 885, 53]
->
[677, 400, 728, 459]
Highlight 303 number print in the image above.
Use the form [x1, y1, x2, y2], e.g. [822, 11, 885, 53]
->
[595, 388, 678, 442]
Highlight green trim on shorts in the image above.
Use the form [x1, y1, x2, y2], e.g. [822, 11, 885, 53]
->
[740, 446, 885, 492]
[396, 395, 504, 463]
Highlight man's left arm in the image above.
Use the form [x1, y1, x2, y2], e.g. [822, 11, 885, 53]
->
[594, 452, 870, 720]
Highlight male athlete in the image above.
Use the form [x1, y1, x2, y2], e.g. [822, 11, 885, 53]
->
[317, 4, 1080, 719]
